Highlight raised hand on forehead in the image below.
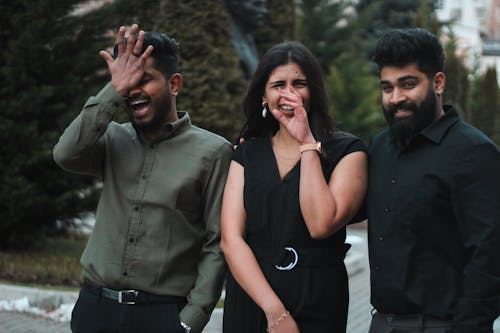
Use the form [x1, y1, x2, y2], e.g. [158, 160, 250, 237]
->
[99, 24, 154, 96]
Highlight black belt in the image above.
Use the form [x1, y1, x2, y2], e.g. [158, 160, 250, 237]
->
[250, 243, 351, 270]
[83, 281, 186, 305]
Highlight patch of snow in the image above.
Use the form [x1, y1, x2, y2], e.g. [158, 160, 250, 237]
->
[0, 297, 74, 322]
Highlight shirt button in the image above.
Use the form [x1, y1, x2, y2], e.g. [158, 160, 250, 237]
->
[376, 265, 380, 271]
[384, 207, 390, 213]
[134, 206, 139, 211]
[142, 175, 147, 180]
[391, 178, 396, 184]
[123, 272, 128, 276]
[379, 236, 383, 241]
[129, 238, 134, 243]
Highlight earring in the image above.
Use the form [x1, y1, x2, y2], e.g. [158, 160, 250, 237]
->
[261, 102, 267, 118]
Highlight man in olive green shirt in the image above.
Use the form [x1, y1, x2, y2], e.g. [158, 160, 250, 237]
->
[53, 24, 232, 333]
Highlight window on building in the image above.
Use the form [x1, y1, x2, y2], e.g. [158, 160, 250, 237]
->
[451, 8, 462, 21]
[476, 7, 486, 19]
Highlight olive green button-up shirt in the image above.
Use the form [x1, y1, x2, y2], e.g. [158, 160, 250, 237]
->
[53, 83, 232, 332]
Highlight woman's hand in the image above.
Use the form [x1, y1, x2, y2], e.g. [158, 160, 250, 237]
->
[269, 86, 315, 144]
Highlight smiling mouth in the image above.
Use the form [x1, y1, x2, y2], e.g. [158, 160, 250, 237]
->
[128, 99, 150, 117]
[279, 105, 294, 115]
[394, 109, 413, 118]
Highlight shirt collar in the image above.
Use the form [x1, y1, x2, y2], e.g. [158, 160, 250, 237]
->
[136, 111, 191, 143]
[419, 105, 460, 144]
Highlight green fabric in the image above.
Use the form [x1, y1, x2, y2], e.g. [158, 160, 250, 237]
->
[54, 83, 232, 332]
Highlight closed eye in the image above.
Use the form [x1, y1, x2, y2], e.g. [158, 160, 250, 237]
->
[294, 79, 308, 88]
[140, 73, 153, 85]
[270, 81, 285, 89]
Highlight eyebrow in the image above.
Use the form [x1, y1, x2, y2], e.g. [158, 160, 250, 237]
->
[380, 75, 419, 85]
[269, 78, 308, 85]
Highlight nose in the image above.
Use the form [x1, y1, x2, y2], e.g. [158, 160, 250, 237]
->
[389, 87, 406, 105]
[282, 83, 295, 93]
[128, 86, 142, 98]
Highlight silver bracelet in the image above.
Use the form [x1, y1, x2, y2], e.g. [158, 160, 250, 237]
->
[180, 321, 191, 333]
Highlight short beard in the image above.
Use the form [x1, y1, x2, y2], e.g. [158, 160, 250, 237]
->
[383, 88, 437, 148]
[129, 91, 173, 136]
[130, 107, 168, 134]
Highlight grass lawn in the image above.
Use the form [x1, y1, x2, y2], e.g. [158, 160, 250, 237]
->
[0, 234, 227, 308]
[0, 234, 87, 289]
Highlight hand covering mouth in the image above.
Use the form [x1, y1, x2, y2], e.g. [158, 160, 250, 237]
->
[279, 105, 294, 113]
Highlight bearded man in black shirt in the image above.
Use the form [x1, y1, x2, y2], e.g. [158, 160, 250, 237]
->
[366, 28, 500, 333]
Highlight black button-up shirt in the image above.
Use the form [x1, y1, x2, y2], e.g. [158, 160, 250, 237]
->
[367, 106, 500, 332]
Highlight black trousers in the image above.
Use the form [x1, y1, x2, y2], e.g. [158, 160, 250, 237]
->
[368, 312, 452, 333]
[71, 287, 185, 333]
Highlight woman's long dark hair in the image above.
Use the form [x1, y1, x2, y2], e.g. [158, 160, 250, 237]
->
[239, 41, 335, 142]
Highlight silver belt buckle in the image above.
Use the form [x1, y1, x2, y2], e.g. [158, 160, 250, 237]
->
[275, 247, 298, 270]
[118, 290, 138, 304]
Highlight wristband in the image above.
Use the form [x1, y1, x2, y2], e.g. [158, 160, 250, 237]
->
[299, 141, 321, 154]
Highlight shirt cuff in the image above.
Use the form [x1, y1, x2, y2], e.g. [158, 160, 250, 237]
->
[179, 304, 208, 333]
[95, 82, 126, 111]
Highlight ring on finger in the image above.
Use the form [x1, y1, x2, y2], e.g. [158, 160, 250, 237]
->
[132, 52, 141, 57]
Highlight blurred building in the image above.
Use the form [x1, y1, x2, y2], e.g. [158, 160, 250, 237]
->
[436, 0, 500, 82]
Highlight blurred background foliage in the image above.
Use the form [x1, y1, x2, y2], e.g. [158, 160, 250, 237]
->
[0, 0, 498, 249]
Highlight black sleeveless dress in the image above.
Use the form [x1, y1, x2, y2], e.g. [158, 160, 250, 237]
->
[223, 131, 366, 333]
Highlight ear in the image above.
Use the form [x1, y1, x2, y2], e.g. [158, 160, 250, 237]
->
[433, 72, 446, 95]
[168, 73, 183, 96]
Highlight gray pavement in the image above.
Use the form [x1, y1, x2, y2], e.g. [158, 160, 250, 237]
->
[0, 227, 497, 332]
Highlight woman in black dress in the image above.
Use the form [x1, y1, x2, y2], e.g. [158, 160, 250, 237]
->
[220, 41, 367, 333]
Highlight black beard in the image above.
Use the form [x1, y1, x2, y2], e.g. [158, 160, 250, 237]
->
[130, 106, 169, 134]
[383, 89, 437, 148]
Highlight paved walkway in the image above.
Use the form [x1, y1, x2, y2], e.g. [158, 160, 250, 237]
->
[0, 227, 497, 332]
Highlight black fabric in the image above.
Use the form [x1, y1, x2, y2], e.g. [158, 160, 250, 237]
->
[223, 131, 367, 333]
[367, 106, 500, 332]
[71, 287, 185, 333]
[368, 312, 452, 333]
[250, 243, 351, 268]
[82, 281, 187, 304]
